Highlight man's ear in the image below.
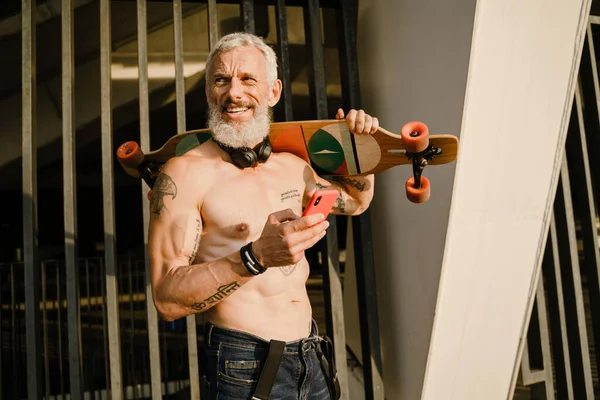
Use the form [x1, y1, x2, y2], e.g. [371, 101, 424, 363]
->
[268, 79, 283, 107]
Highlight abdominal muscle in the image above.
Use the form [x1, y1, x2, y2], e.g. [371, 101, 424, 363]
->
[203, 253, 314, 342]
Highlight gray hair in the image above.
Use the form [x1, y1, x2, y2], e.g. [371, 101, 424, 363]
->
[205, 32, 278, 87]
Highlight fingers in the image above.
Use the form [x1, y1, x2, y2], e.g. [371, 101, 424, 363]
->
[284, 213, 327, 233]
[344, 109, 378, 135]
[336, 108, 345, 120]
[370, 117, 379, 134]
[289, 229, 327, 256]
[268, 208, 299, 224]
[345, 109, 357, 132]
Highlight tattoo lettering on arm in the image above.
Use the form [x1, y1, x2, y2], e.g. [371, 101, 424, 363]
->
[333, 177, 366, 192]
[190, 281, 240, 311]
[150, 173, 177, 215]
[188, 219, 201, 265]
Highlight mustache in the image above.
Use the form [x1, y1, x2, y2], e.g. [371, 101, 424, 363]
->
[220, 99, 255, 109]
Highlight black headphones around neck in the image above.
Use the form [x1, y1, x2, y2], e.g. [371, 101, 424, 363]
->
[214, 136, 272, 169]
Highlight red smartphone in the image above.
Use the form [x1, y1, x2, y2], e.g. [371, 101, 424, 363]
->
[302, 189, 339, 217]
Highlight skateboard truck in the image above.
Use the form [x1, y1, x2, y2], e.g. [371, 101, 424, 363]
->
[406, 144, 443, 189]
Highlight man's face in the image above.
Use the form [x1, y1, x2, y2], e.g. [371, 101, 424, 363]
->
[206, 46, 281, 148]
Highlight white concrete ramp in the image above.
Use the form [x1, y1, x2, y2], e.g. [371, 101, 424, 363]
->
[357, 0, 591, 398]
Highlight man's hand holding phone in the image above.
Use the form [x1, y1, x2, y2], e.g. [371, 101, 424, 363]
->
[250, 190, 338, 269]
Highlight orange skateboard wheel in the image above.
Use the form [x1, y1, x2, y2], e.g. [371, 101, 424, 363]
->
[117, 141, 144, 168]
[406, 176, 431, 203]
[401, 121, 429, 153]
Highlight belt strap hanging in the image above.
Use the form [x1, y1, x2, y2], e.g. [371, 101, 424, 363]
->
[252, 340, 286, 400]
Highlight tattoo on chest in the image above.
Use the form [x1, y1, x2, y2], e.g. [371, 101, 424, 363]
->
[150, 173, 177, 215]
[190, 281, 240, 311]
[280, 263, 298, 276]
[281, 189, 301, 203]
[188, 219, 201, 265]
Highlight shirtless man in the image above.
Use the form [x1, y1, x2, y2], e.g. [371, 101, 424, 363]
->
[148, 32, 378, 399]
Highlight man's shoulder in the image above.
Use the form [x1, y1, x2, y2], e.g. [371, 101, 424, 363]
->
[271, 151, 310, 167]
[160, 150, 218, 182]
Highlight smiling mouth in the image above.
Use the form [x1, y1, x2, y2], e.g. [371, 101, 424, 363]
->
[223, 106, 250, 114]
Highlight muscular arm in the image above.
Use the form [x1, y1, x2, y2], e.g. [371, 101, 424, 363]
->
[304, 165, 374, 216]
[304, 108, 375, 215]
[148, 158, 253, 321]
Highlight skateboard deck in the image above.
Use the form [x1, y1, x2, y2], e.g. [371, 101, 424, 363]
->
[117, 119, 459, 202]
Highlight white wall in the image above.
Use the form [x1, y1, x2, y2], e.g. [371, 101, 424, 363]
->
[357, 0, 591, 398]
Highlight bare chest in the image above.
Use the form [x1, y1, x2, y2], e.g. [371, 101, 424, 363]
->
[200, 167, 306, 240]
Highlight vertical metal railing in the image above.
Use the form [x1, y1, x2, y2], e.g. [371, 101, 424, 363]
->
[100, 0, 124, 398]
[275, 0, 293, 121]
[62, 0, 84, 397]
[21, 0, 43, 398]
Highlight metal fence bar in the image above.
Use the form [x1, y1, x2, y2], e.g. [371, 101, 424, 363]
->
[100, 0, 124, 398]
[303, 0, 328, 118]
[136, 0, 162, 398]
[572, 83, 600, 381]
[41, 263, 50, 399]
[554, 154, 594, 398]
[275, 0, 293, 121]
[207, 0, 219, 50]
[241, 0, 256, 34]
[10, 264, 17, 398]
[520, 277, 555, 399]
[56, 267, 66, 397]
[336, 1, 383, 399]
[535, 268, 556, 399]
[579, 24, 600, 211]
[0, 267, 3, 400]
[62, 0, 84, 397]
[22, 0, 43, 398]
[172, 2, 201, 397]
[544, 218, 574, 399]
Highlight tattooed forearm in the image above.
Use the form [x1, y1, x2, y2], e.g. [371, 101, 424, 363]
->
[150, 173, 177, 215]
[333, 194, 346, 213]
[188, 219, 201, 265]
[190, 281, 240, 311]
[333, 177, 366, 192]
[315, 182, 346, 213]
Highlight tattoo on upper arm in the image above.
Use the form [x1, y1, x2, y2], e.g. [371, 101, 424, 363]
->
[190, 281, 240, 311]
[188, 219, 201, 265]
[333, 177, 366, 192]
[150, 173, 177, 215]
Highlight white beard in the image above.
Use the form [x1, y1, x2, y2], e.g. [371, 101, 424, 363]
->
[208, 100, 271, 148]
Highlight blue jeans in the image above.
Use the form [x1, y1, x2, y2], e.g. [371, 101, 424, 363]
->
[201, 321, 332, 400]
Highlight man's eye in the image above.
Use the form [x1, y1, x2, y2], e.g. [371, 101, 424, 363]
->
[243, 77, 255, 82]
[215, 78, 227, 84]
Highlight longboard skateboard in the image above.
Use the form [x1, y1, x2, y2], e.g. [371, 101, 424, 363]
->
[117, 120, 458, 203]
